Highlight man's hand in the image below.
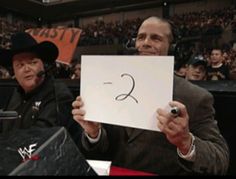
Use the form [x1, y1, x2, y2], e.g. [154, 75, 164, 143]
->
[72, 96, 101, 138]
[157, 101, 192, 155]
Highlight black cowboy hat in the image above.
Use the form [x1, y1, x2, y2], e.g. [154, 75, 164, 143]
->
[0, 32, 59, 67]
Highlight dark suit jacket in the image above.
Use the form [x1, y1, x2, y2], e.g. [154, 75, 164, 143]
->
[80, 75, 229, 175]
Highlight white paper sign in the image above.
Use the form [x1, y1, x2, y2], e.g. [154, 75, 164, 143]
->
[81, 55, 174, 131]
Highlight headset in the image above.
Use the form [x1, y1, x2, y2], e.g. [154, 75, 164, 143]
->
[167, 20, 182, 56]
[166, 20, 188, 71]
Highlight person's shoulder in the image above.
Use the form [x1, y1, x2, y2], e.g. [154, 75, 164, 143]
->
[174, 75, 212, 98]
[54, 79, 74, 99]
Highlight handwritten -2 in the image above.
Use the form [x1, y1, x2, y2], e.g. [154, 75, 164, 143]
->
[104, 73, 138, 103]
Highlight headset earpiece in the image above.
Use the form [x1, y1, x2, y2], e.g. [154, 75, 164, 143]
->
[167, 20, 181, 56]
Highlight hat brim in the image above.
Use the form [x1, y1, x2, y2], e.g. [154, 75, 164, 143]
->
[0, 41, 58, 67]
[192, 61, 207, 67]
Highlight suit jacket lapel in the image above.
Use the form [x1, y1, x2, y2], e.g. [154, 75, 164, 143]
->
[126, 128, 144, 143]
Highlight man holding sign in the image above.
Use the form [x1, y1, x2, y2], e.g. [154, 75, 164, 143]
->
[72, 17, 229, 175]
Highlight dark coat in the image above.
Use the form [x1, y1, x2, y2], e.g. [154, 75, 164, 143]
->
[0, 76, 81, 142]
[81, 75, 229, 175]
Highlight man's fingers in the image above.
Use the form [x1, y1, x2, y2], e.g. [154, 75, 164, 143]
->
[72, 98, 84, 108]
[72, 109, 86, 121]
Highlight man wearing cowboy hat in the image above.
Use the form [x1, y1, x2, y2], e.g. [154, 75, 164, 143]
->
[0, 32, 81, 141]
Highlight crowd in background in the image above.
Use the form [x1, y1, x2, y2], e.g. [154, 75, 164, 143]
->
[0, 13, 37, 49]
[1, 6, 236, 81]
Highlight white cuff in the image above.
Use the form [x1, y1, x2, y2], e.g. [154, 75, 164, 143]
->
[177, 132, 196, 162]
[85, 128, 102, 144]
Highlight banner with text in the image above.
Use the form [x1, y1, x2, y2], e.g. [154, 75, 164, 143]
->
[26, 27, 81, 64]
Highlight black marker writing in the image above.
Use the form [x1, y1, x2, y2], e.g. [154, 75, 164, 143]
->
[115, 73, 138, 103]
[103, 82, 113, 85]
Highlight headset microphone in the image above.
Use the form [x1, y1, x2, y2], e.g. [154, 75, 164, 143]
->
[37, 64, 56, 78]
[37, 70, 45, 78]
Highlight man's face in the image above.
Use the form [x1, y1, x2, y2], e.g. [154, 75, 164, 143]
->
[135, 18, 171, 56]
[12, 52, 45, 93]
[185, 64, 206, 81]
[210, 49, 223, 65]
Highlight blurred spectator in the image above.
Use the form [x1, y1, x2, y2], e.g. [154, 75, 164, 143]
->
[207, 47, 230, 80]
[70, 57, 81, 80]
[54, 62, 71, 79]
[229, 59, 236, 80]
[185, 55, 207, 81]
[0, 65, 11, 79]
[174, 63, 187, 78]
